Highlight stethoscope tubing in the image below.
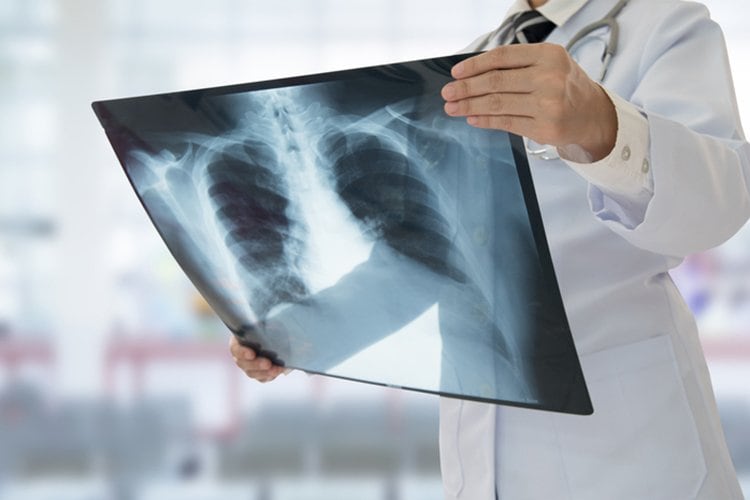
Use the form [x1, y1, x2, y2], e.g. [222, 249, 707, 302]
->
[565, 0, 629, 81]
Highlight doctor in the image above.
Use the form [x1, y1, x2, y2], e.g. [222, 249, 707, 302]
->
[231, 0, 749, 498]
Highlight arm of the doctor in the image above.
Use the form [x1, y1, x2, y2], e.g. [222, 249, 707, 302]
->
[444, 2, 749, 257]
[569, 2, 750, 257]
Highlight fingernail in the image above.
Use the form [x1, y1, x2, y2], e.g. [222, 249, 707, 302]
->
[445, 102, 458, 114]
[244, 351, 255, 360]
[442, 84, 456, 99]
[452, 62, 465, 77]
[467, 116, 479, 126]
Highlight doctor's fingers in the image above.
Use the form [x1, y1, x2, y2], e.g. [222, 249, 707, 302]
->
[444, 92, 538, 120]
[441, 67, 535, 101]
[451, 44, 547, 78]
[229, 334, 257, 360]
[233, 354, 285, 382]
[229, 335, 290, 382]
[463, 114, 567, 147]
[242, 364, 286, 383]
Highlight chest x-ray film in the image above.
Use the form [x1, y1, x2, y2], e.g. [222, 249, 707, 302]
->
[93, 54, 592, 415]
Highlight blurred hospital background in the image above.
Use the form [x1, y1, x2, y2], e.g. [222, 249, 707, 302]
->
[0, 0, 748, 498]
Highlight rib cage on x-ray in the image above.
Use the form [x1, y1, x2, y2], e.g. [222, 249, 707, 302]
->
[320, 129, 468, 284]
[204, 140, 308, 320]
[128, 87, 476, 329]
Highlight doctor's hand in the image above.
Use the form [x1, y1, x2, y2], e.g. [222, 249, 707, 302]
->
[441, 43, 617, 163]
[229, 335, 288, 383]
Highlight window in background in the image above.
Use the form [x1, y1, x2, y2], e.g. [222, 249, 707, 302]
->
[0, 0, 59, 337]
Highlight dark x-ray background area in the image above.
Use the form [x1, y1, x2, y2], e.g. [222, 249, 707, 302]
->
[93, 54, 591, 415]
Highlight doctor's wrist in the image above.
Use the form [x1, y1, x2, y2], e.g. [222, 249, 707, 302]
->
[573, 83, 618, 163]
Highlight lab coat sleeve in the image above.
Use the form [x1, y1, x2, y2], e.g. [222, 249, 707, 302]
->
[563, 89, 653, 224]
[577, 2, 750, 258]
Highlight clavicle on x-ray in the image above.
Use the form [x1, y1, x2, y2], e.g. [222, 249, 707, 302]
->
[93, 54, 592, 415]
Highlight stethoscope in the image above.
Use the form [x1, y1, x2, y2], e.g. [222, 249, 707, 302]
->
[565, 0, 629, 83]
[473, 0, 630, 160]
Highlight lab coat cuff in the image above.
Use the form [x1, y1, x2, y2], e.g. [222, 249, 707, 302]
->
[563, 89, 653, 198]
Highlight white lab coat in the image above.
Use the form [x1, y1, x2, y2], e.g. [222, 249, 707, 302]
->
[439, 0, 750, 499]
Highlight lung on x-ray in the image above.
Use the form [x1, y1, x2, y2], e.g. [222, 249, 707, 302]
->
[93, 54, 592, 415]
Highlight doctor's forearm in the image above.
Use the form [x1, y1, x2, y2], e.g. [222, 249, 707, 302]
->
[557, 83, 618, 163]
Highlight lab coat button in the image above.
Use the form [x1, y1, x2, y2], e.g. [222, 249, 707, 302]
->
[641, 158, 650, 173]
[621, 145, 631, 161]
